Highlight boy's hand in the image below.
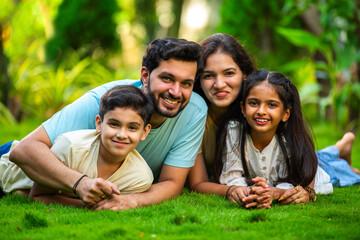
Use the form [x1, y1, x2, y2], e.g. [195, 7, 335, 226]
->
[76, 177, 120, 206]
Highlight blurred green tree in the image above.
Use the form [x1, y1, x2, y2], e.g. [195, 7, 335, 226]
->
[134, 0, 183, 44]
[46, 0, 120, 62]
[0, 0, 15, 107]
[218, 0, 360, 130]
[217, 0, 305, 67]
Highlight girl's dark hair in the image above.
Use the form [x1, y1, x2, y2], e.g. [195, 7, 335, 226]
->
[215, 69, 318, 187]
[99, 85, 154, 126]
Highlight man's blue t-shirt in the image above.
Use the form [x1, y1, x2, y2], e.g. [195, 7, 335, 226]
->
[42, 80, 207, 180]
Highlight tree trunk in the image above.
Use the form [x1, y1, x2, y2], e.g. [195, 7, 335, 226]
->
[167, 0, 184, 38]
[0, 24, 11, 107]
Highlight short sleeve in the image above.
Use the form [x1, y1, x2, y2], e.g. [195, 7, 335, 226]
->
[42, 80, 139, 144]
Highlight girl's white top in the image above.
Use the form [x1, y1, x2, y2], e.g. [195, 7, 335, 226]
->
[219, 121, 333, 194]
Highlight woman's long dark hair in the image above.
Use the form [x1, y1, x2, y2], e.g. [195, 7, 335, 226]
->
[215, 69, 318, 187]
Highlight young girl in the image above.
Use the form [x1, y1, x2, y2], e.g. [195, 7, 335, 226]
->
[218, 69, 334, 209]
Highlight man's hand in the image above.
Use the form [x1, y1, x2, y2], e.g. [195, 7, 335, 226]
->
[92, 194, 138, 211]
[91, 165, 189, 211]
[76, 177, 120, 206]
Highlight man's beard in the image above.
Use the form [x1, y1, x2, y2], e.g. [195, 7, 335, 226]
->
[147, 82, 186, 118]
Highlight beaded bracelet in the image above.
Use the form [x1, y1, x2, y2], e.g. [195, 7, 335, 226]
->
[225, 185, 235, 199]
[72, 174, 87, 195]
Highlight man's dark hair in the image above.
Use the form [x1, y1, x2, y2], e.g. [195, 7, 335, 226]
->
[142, 38, 202, 79]
[99, 85, 154, 126]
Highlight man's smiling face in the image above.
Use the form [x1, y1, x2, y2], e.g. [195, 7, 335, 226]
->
[142, 58, 197, 118]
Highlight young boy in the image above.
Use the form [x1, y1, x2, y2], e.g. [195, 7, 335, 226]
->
[0, 85, 154, 207]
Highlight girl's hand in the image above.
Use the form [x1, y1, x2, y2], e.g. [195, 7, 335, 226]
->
[227, 186, 251, 205]
[278, 186, 309, 205]
[243, 178, 272, 209]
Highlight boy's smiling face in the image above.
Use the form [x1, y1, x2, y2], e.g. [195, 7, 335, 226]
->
[96, 107, 151, 163]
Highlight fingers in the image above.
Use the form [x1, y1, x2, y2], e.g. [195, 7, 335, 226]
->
[250, 185, 269, 195]
[77, 178, 118, 206]
[105, 180, 121, 195]
[279, 186, 309, 205]
[252, 177, 269, 186]
[228, 186, 248, 204]
[227, 185, 273, 209]
[278, 187, 297, 202]
[93, 194, 137, 211]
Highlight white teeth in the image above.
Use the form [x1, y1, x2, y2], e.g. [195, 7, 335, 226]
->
[164, 98, 178, 104]
[215, 92, 227, 96]
[256, 119, 268, 122]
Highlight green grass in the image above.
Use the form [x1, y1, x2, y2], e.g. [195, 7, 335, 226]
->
[1, 119, 360, 239]
[1, 187, 360, 240]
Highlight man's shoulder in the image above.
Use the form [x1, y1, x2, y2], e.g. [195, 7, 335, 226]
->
[88, 79, 142, 96]
[185, 91, 208, 116]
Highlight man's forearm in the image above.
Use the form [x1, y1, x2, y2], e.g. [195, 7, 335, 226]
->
[136, 180, 183, 206]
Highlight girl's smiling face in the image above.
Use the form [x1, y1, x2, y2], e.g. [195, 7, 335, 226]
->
[241, 81, 290, 139]
[200, 52, 244, 109]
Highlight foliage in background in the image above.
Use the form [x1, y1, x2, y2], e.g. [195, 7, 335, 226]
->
[46, 0, 120, 63]
[218, 0, 360, 130]
[0, 0, 358, 129]
[11, 49, 115, 120]
[276, 0, 360, 130]
[217, 0, 305, 68]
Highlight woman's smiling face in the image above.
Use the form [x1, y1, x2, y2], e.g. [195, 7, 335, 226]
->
[200, 52, 244, 109]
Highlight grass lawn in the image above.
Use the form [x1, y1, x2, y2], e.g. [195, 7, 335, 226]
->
[1, 120, 359, 239]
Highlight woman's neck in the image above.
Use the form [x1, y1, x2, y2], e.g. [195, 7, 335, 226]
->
[208, 105, 230, 126]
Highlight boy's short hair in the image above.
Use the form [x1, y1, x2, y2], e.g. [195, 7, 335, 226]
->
[142, 37, 202, 79]
[99, 85, 154, 126]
